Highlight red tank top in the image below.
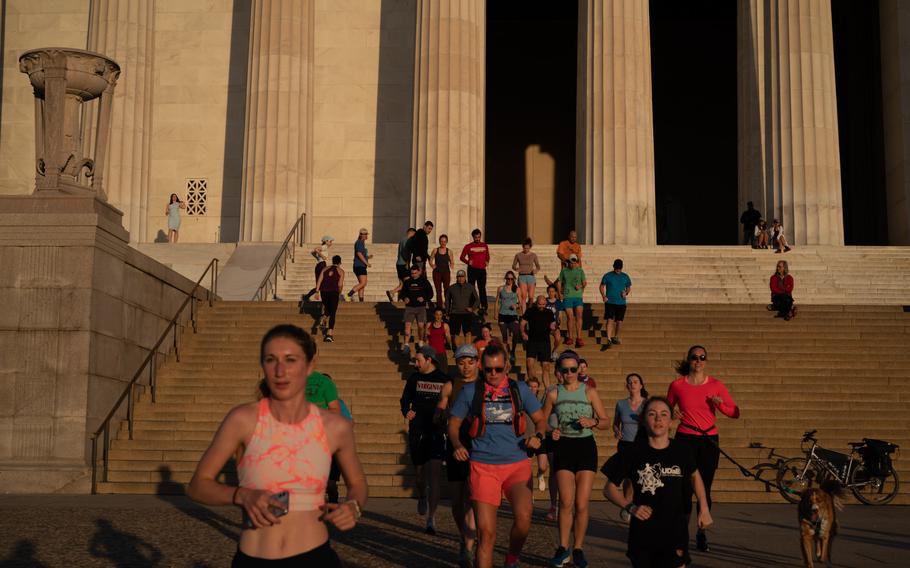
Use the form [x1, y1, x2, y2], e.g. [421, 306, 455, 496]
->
[427, 323, 446, 354]
[319, 266, 341, 292]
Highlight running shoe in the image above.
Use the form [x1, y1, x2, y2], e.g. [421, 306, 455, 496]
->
[386, 290, 394, 302]
[324, 335, 334, 343]
[425, 518, 436, 535]
[572, 549, 588, 568]
[600, 341, 611, 351]
[611, 337, 621, 345]
[575, 338, 585, 348]
[563, 337, 574, 346]
[417, 496, 428, 516]
[537, 473, 546, 492]
[402, 343, 411, 355]
[549, 546, 571, 567]
[546, 505, 558, 521]
[550, 350, 558, 361]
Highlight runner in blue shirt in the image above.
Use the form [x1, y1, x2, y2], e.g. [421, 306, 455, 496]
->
[599, 259, 632, 349]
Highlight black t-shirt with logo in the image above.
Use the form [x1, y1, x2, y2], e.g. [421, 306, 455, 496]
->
[601, 439, 696, 551]
[400, 368, 448, 431]
[522, 307, 555, 342]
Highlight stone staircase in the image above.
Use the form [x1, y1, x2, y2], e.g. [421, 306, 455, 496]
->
[277, 244, 910, 305]
[98, 299, 910, 504]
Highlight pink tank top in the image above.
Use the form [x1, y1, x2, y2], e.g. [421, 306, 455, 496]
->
[237, 398, 332, 511]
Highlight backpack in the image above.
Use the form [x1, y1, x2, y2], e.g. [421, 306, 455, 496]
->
[466, 379, 526, 439]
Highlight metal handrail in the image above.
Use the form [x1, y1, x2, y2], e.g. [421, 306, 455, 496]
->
[90, 258, 220, 494]
[253, 213, 306, 301]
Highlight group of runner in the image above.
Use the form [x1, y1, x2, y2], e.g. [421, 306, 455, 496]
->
[399, 332, 741, 568]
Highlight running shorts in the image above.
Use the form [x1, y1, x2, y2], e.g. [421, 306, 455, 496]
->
[524, 340, 551, 362]
[408, 428, 446, 466]
[353, 266, 368, 277]
[604, 303, 627, 322]
[497, 314, 518, 325]
[518, 274, 536, 285]
[445, 438, 472, 482]
[469, 460, 532, 506]
[449, 313, 474, 336]
[233, 541, 340, 567]
[563, 297, 583, 310]
[396, 264, 408, 280]
[553, 436, 598, 473]
[403, 306, 428, 324]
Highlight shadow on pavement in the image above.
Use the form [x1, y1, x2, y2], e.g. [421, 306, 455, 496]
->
[0, 540, 51, 568]
[156, 466, 240, 543]
[88, 519, 164, 567]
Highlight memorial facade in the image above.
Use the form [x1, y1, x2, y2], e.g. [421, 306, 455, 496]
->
[1, 0, 908, 245]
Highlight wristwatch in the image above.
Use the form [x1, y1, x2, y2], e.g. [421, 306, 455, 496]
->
[623, 503, 638, 516]
[346, 498, 363, 520]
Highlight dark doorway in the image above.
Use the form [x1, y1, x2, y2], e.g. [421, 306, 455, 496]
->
[832, 0, 888, 245]
[651, 0, 737, 244]
[485, 0, 577, 244]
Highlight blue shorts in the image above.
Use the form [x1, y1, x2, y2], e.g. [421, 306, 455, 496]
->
[518, 274, 536, 285]
[563, 297, 583, 310]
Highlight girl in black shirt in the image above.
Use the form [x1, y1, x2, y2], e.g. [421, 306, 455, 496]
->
[602, 397, 713, 567]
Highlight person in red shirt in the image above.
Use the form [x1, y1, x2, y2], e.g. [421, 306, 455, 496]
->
[768, 260, 796, 320]
[460, 229, 491, 316]
[666, 345, 740, 554]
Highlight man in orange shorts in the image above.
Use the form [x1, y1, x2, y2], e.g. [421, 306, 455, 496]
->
[448, 343, 548, 568]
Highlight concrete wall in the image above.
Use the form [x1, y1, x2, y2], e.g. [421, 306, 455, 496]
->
[0, 195, 205, 493]
[0, 0, 91, 196]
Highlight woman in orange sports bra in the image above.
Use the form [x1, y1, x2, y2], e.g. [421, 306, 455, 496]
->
[188, 324, 368, 566]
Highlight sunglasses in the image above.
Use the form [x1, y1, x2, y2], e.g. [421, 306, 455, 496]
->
[560, 366, 578, 373]
[483, 366, 505, 374]
[688, 354, 707, 361]
[505, 277, 514, 281]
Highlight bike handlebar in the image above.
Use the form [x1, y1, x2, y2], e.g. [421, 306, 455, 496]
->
[802, 430, 817, 442]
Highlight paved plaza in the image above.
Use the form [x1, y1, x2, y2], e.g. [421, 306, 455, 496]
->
[0, 495, 907, 567]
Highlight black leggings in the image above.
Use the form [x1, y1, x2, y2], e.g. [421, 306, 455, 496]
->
[674, 432, 720, 514]
[467, 267, 488, 310]
[303, 262, 327, 300]
[322, 291, 340, 330]
[771, 293, 793, 317]
[232, 541, 340, 567]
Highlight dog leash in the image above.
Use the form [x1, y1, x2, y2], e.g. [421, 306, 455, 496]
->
[679, 422, 778, 492]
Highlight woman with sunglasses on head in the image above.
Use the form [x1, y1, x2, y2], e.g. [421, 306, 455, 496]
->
[602, 397, 713, 568]
[187, 324, 367, 566]
[541, 351, 609, 568]
[494, 271, 522, 365]
[666, 345, 739, 553]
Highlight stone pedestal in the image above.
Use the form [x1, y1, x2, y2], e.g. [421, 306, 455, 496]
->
[240, 0, 314, 242]
[411, 0, 485, 239]
[738, 0, 844, 245]
[880, 0, 910, 245]
[83, 0, 156, 242]
[575, 0, 656, 245]
[0, 196, 198, 493]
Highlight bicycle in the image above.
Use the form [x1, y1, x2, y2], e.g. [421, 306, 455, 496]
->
[748, 442, 792, 492]
[777, 430, 900, 505]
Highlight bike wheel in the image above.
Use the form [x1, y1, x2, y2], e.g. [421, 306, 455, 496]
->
[850, 464, 900, 505]
[777, 457, 818, 504]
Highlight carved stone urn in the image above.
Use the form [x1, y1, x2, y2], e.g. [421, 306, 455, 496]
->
[19, 48, 120, 198]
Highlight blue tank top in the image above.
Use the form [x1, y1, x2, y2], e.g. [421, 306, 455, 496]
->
[498, 287, 519, 316]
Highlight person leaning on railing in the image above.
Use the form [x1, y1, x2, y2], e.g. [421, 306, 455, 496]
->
[187, 324, 367, 566]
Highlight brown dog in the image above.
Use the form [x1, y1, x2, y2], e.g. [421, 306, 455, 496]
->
[798, 480, 842, 567]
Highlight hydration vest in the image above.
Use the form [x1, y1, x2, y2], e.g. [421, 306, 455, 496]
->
[467, 379, 526, 439]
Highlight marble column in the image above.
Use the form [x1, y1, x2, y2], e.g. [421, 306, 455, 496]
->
[879, 0, 910, 245]
[411, 0, 485, 240]
[83, 0, 155, 242]
[240, 0, 313, 242]
[738, 0, 844, 245]
[575, 0, 656, 245]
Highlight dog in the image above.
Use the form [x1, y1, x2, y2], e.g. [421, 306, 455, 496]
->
[798, 480, 843, 567]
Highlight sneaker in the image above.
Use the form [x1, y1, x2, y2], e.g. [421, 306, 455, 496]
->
[358, 296, 364, 302]
[401, 343, 411, 355]
[563, 337, 574, 346]
[537, 473, 546, 492]
[549, 546, 571, 567]
[575, 338, 585, 348]
[550, 350, 559, 362]
[546, 505, 558, 521]
[696, 530, 709, 552]
[324, 335, 334, 343]
[784, 246, 791, 252]
[386, 290, 394, 302]
[417, 496, 427, 516]
[424, 518, 436, 535]
[458, 542, 474, 568]
[571, 549, 589, 568]
[766, 304, 775, 311]
[619, 508, 631, 522]
[611, 337, 621, 345]
[600, 341, 611, 351]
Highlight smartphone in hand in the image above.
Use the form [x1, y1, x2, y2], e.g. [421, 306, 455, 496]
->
[242, 490, 290, 529]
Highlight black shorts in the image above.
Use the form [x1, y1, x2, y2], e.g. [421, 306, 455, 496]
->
[396, 264, 408, 280]
[525, 340, 551, 361]
[233, 541, 340, 567]
[445, 437, 472, 482]
[353, 266, 368, 277]
[329, 455, 341, 482]
[449, 313, 474, 336]
[627, 545, 690, 568]
[553, 436, 598, 473]
[409, 428, 446, 466]
[604, 303, 627, 322]
[498, 314, 518, 325]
